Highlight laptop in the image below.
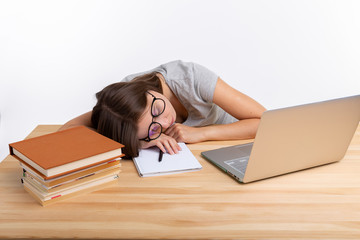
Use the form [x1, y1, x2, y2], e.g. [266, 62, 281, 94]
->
[201, 95, 360, 183]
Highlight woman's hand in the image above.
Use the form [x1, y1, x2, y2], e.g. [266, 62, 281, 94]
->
[164, 123, 205, 143]
[140, 134, 182, 155]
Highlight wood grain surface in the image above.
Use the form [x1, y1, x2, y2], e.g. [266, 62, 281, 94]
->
[1, 124, 359, 239]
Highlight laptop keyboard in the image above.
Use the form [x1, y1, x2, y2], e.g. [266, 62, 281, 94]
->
[224, 157, 249, 177]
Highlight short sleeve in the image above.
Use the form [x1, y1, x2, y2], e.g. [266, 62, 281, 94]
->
[192, 62, 219, 103]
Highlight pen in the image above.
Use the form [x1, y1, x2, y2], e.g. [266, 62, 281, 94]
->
[158, 149, 164, 162]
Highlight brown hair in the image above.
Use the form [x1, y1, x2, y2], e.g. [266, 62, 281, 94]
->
[91, 72, 163, 158]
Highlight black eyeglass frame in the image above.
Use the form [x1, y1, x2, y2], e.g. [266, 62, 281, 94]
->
[139, 92, 166, 142]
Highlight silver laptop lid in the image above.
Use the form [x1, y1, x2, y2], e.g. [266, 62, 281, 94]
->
[243, 95, 360, 183]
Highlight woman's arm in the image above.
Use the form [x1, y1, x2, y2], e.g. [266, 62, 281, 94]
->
[57, 111, 94, 131]
[165, 78, 266, 142]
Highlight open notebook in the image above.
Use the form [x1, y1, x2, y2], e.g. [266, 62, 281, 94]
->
[133, 143, 202, 177]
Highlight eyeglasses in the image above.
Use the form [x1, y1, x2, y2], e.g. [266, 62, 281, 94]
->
[140, 92, 166, 142]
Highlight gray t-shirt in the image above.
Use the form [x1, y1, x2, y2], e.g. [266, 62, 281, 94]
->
[121, 60, 237, 127]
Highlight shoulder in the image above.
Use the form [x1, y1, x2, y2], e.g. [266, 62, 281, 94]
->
[159, 60, 193, 77]
[160, 60, 217, 81]
[161, 61, 219, 103]
[120, 60, 191, 83]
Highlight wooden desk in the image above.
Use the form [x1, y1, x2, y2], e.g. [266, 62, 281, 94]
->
[1, 125, 360, 239]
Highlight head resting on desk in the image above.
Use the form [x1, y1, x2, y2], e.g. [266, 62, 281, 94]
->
[91, 72, 163, 158]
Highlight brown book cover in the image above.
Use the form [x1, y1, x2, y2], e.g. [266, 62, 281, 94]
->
[9, 126, 124, 178]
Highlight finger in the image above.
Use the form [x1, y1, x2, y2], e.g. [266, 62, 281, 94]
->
[156, 142, 167, 153]
[163, 134, 181, 153]
[162, 140, 175, 155]
[168, 139, 180, 154]
[170, 137, 182, 151]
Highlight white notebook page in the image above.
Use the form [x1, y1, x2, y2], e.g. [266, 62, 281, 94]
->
[133, 143, 202, 177]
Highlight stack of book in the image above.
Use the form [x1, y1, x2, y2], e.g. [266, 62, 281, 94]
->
[9, 126, 124, 206]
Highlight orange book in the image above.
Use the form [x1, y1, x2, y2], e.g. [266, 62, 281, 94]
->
[9, 126, 124, 179]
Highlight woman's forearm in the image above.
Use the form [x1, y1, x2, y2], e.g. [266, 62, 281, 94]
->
[58, 111, 94, 131]
[200, 118, 261, 141]
[165, 118, 261, 144]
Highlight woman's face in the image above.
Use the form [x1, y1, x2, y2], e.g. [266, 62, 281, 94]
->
[137, 90, 177, 140]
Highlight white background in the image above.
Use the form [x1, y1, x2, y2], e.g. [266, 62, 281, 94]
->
[1, 0, 359, 163]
